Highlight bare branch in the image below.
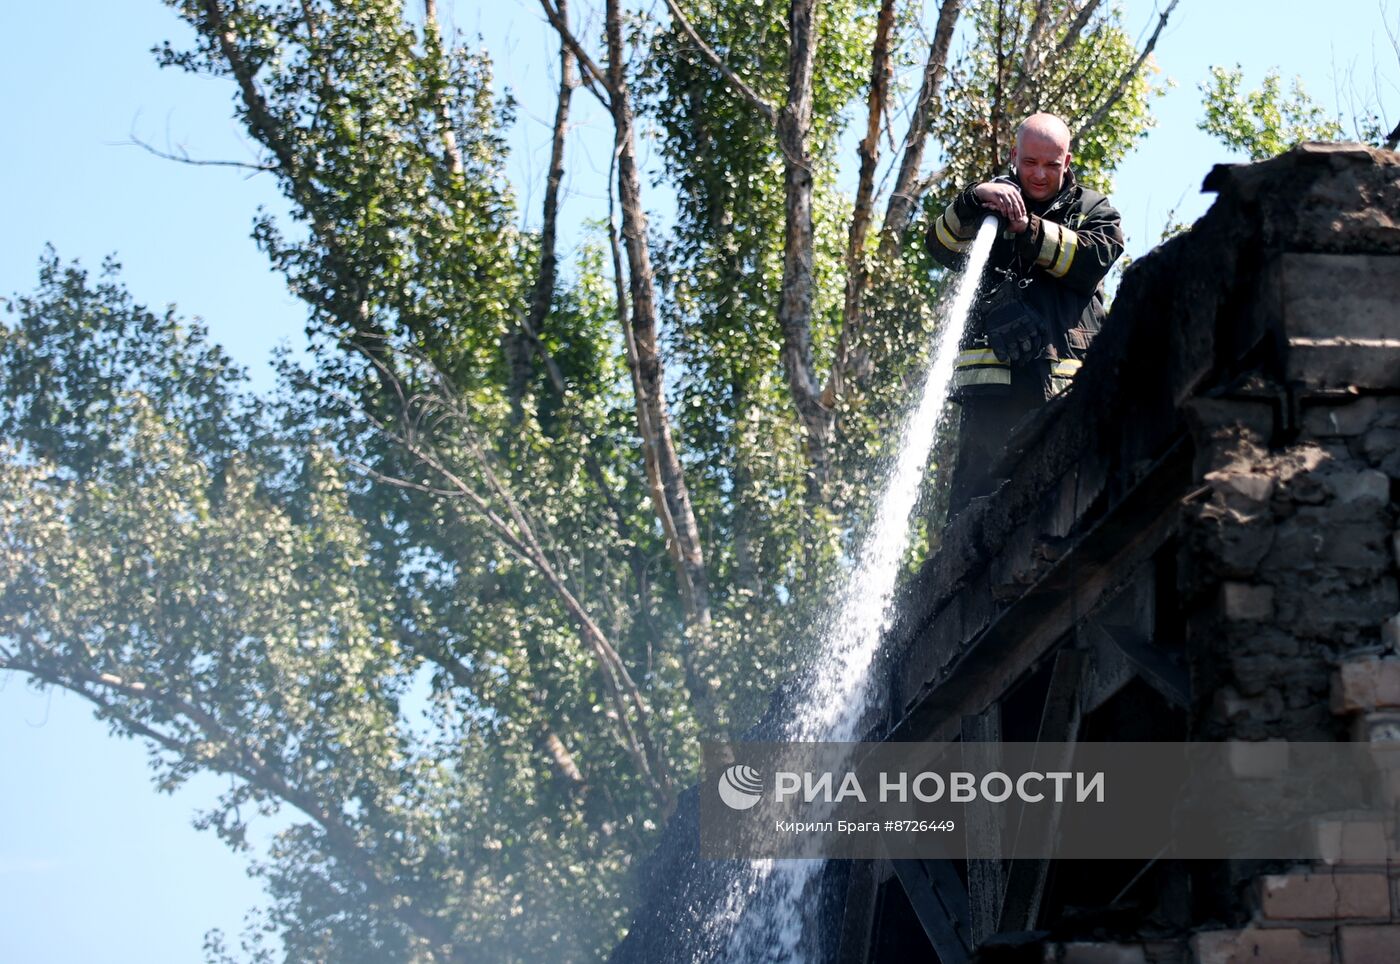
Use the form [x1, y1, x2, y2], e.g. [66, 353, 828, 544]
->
[1055, 0, 1104, 59]
[1024, 0, 1053, 57]
[422, 0, 464, 176]
[199, 0, 300, 176]
[1383, 7, 1400, 148]
[536, 0, 613, 108]
[345, 341, 677, 812]
[662, 0, 779, 124]
[824, 0, 896, 406]
[123, 132, 277, 174]
[913, 166, 948, 199]
[1074, 0, 1178, 143]
[880, 0, 964, 249]
[1002, 0, 1103, 111]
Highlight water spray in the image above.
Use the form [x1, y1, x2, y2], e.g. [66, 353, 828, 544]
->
[714, 213, 1001, 961]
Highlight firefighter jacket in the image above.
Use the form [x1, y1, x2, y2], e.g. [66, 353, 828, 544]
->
[926, 169, 1125, 398]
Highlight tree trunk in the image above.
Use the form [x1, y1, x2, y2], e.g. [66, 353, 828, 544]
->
[527, 4, 576, 354]
[825, 0, 896, 407]
[881, 0, 963, 251]
[602, 0, 719, 731]
[510, 0, 579, 424]
[422, 0, 464, 177]
[775, 0, 831, 494]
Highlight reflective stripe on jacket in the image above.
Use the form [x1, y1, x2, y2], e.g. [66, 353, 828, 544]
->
[952, 352, 1084, 399]
[928, 169, 1125, 397]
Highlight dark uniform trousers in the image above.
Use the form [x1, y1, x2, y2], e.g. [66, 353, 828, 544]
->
[947, 359, 1058, 516]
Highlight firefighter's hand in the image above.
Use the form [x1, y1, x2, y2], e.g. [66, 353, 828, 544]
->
[973, 182, 1029, 233]
[985, 313, 1046, 364]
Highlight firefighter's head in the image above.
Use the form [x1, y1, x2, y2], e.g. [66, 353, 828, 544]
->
[1011, 113, 1073, 203]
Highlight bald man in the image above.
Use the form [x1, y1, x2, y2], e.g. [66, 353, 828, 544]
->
[928, 112, 1125, 516]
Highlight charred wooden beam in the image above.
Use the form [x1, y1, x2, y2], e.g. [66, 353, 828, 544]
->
[961, 706, 1005, 947]
[889, 436, 1191, 744]
[1095, 622, 1189, 709]
[890, 858, 973, 963]
[998, 648, 1086, 933]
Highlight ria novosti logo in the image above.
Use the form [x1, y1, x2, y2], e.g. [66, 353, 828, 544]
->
[717, 764, 764, 810]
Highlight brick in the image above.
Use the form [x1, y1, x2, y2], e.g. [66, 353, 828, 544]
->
[1326, 469, 1392, 506]
[1333, 658, 1400, 713]
[1383, 615, 1400, 654]
[1205, 470, 1277, 504]
[1186, 401, 1275, 478]
[1280, 459, 1334, 505]
[1279, 254, 1400, 342]
[1221, 582, 1275, 621]
[1257, 871, 1391, 920]
[1213, 686, 1250, 722]
[1337, 924, 1400, 964]
[1190, 926, 1330, 964]
[1141, 941, 1185, 963]
[1362, 428, 1400, 475]
[1214, 519, 1276, 576]
[1284, 582, 1400, 638]
[1352, 713, 1400, 746]
[1053, 942, 1149, 963]
[1287, 337, 1400, 390]
[1317, 524, 1392, 571]
[1357, 714, 1400, 774]
[1314, 815, 1397, 865]
[1303, 397, 1381, 437]
[1227, 739, 1290, 779]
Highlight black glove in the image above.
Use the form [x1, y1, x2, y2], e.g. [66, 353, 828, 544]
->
[953, 185, 983, 225]
[1013, 214, 1045, 262]
[985, 313, 1047, 363]
[979, 280, 1048, 364]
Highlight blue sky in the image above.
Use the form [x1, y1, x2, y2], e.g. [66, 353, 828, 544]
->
[1, 1, 1394, 961]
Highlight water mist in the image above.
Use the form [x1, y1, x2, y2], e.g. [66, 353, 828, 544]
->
[710, 213, 1002, 962]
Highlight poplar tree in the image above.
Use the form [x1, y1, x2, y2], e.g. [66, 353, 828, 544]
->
[1, 1, 1170, 958]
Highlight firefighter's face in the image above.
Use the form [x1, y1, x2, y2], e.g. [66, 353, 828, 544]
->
[1011, 130, 1071, 202]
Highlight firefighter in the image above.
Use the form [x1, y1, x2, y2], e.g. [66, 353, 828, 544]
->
[927, 112, 1126, 517]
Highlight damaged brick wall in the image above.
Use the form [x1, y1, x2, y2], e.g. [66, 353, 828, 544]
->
[614, 143, 1400, 964]
[1184, 391, 1400, 744]
[874, 143, 1400, 963]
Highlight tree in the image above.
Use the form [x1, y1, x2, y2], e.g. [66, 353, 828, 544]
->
[2, 0, 1172, 958]
[1198, 65, 1345, 160]
[643, 0, 1170, 495]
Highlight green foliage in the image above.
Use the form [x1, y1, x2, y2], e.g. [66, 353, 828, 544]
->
[933, 0, 1166, 195]
[0, 249, 253, 477]
[0, 256, 643, 961]
[1, 0, 1170, 960]
[635, 0, 883, 716]
[1198, 66, 1345, 160]
[155, 0, 523, 391]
